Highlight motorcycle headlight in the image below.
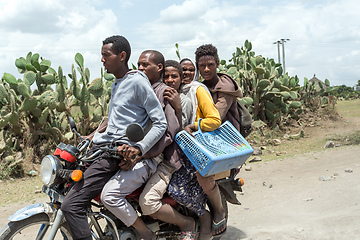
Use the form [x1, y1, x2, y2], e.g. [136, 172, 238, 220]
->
[40, 155, 63, 186]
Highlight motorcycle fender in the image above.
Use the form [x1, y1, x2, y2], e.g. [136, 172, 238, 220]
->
[8, 202, 56, 222]
[218, 181, 241, 205]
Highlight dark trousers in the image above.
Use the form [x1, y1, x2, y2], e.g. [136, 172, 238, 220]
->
[61, 155, 120, 239]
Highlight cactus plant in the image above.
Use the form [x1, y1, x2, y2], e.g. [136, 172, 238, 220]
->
[0, 51, 116, 178]
[218, 40, 303, 128]
[67, 53, 113, 135]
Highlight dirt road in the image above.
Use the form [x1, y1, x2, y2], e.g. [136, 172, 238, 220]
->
[225, 144, 360, 240]
[1, 145, 359, 240]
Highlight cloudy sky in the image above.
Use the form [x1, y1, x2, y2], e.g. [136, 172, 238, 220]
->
[1, 0, 359, 87]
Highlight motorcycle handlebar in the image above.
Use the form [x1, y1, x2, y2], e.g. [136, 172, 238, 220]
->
[78, 139, 90, 152]
[79, 145, 123, 163]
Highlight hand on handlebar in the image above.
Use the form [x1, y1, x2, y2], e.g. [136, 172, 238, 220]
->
[81, 134, 94, 141]
[117, 145, 142, 170]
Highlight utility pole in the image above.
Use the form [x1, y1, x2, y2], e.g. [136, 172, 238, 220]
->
[273, 40, 281, 64]
[274, 38, 290, 73]
[281, 39, 290, 73]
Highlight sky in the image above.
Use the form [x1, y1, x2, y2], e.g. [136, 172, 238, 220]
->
[0, 0, 359, 88]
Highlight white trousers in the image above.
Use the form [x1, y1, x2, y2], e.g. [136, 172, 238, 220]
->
[101, 158, 157, 226]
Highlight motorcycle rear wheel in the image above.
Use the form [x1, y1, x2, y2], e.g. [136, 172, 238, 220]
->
[0, 213, 72, 240]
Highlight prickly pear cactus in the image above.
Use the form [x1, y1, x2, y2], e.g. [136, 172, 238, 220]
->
[219, 40, 303, 128]
[67, 53, 112, 135]
[1, 51, 113, 173]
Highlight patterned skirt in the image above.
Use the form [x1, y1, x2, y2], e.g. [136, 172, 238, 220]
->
[168, 157, 207, 217]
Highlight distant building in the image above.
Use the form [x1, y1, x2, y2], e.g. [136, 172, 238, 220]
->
[309, 74, 328, 90]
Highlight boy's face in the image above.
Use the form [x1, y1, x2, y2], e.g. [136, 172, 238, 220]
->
[164, 66, 181, 90]
[180, 60, 196, 85]
[197, 55, 218, 81]
[137, 52, 162, 84]
[101, 43, 122, 77]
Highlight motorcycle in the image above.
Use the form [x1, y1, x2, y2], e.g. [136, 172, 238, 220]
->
[0, 117, 245, 240]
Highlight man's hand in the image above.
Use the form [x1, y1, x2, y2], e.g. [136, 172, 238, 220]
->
[184, 123, 196, 135]
[81, 135, 94, 141]
[117, 145, 142, 170]
[164, 88, 182, 113]
[164, 87, 182, 126]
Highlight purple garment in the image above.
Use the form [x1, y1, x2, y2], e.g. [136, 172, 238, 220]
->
[142, 79, 183, 170]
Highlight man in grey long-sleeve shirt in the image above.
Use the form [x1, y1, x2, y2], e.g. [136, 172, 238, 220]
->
[93, 69, 166, 154]
[101, 50, 183, 240]
[61, 36, 167, 240]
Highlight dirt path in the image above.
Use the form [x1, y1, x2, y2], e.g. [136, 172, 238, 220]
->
[1, 100, 359, 239]
[1, 145, 359, 240]
[224, 144, 360, 240]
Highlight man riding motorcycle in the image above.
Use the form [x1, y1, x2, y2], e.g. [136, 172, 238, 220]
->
[61, 35, 167, 240]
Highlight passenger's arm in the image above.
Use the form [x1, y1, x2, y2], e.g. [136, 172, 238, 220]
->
[133, 82, 167, 155]
[214, 92, 235, 122]
[181, 95, 193, 128]
[142, 97, 181, 159]
[82, 118, 108, 141]
[195, 86, 221, 132]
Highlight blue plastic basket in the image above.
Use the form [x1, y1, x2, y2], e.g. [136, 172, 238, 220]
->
[175, 120, 254, 177]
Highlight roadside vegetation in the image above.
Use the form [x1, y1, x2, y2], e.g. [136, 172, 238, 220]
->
[0, 40, 359, 180]
[252, 99, 360, 162]
[0, 93, 359, 206]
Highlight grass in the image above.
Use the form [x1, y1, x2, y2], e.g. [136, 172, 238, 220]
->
[0, 175, 43, 207]
[250, 99, 360, 162]
[327, 130, 360, 146]
[336, 99, 360, 118]
[256, 132, 331, 162]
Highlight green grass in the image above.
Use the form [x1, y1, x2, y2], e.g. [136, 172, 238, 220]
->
[327, 130, 360, 146]
[336, 99, 360, 118]
[252, 99, 360, 162]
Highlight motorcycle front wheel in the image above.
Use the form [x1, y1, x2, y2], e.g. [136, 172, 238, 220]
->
[0, 213, 72, 240]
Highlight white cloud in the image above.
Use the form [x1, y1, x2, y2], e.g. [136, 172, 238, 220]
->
[137, 0, 357, 87]
[0, 0, 64, 33]
[1, 0, 359, 87]
[0, 0, 119, 81]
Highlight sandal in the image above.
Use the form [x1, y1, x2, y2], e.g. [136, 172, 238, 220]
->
[212, 217, 227, 237]
[179, 231, 196, 240]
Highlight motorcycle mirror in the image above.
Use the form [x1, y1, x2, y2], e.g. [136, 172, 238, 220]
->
[126, 123, 144, 142]
[69, 117, 77, 131]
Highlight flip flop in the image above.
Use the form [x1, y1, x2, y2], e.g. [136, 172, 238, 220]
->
[179, 231, 196, 240]
[212, 217, 227, 237]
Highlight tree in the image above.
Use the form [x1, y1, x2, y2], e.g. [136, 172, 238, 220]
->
[356, 80, 360, 91]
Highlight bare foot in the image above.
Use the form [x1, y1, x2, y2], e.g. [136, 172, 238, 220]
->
[132, 217, 156, 240]
[139, 231, 156, 240]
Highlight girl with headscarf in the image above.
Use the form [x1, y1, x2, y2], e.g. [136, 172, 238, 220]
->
[168, 58, 221, 240]
[179, 58, 221, 131]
